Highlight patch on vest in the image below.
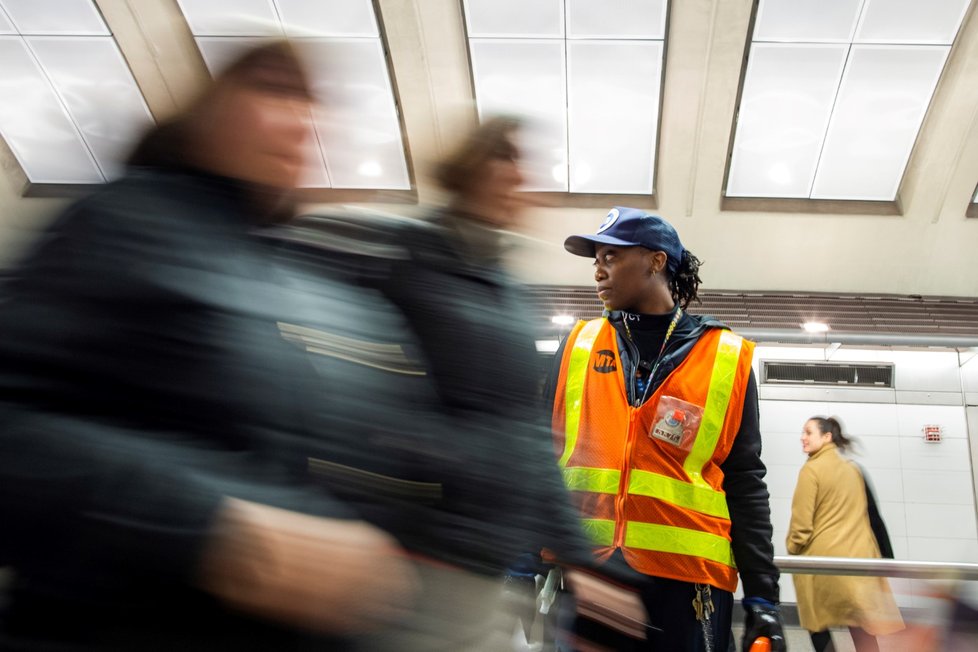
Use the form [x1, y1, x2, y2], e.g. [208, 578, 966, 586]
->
[649, 395, 705, 452]
[592, 349, 617, 373]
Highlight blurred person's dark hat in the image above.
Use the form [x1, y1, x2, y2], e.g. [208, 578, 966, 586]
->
[564, 207, 685, 274]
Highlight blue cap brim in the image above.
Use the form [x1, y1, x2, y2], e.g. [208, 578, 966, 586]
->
[564, 233, 642, 258]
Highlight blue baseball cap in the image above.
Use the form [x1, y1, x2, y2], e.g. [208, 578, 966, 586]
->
[564, 207, 685, 274]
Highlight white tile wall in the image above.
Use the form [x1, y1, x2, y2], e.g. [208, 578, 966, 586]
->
[896, 404, 968, 438]
[902, 469, 974, 505]
[898, 436, 971, 471]
[853, 435, 903, 469]
[864, 467, 906, 503]
[905, 503, 977, 540]
[759, 399, 829, 434]
[888, 351, 962, 393]
[907, 537, 978, 562]
[878, 501, 908, 537]
[825, 402, 899, 436]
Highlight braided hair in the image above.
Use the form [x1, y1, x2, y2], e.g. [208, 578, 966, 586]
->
[668, 249, 703, 310]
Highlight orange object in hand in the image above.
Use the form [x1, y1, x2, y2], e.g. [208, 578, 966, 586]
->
[749, 637, 771, 652]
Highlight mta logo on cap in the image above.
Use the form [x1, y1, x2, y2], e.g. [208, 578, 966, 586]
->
[597, 208, 620, 234]
[563, 206, 685, 275]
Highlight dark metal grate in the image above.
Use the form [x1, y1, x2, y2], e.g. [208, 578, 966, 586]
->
[762, 361, 894, 387]
[527, 285, 978, 339]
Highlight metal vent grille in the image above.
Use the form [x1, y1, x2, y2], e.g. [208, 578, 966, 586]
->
[761, 361, 894, 387]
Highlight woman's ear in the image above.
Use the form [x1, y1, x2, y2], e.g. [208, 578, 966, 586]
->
[647, 250, 668, 275]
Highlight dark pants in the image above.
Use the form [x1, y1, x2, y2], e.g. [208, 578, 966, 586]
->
[566, 571, 733, 651]
[811, 628, 880, 652]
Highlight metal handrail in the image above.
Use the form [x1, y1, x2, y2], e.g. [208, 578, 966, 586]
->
[774, 555, 978, 581]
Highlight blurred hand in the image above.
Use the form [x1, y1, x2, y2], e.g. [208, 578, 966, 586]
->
[198, 498, 418, 634]
[564, 568, 648, 639]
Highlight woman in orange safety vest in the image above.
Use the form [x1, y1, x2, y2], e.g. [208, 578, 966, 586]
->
[547, 207, 786, 651]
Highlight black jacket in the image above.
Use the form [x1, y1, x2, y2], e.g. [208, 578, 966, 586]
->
[0, 169, 364, 649]
[546, 310, 780, 602]
[267, 210, 593, 571]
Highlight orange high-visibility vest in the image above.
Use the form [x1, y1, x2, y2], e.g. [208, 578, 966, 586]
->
[552, 317, 754, 592]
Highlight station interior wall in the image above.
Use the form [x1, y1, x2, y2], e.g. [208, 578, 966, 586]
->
[752, 343, 978, 609]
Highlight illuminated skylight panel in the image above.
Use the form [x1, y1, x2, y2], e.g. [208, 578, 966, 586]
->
[174, 0, 281, 37]
[464, 0, 562, 38]
[181, 1, 409, 190]
[0, 6, 14, 34]
[0, 1, 153, 184]
[274, 0, 378, 37]
[301, 38, 408, 189]
[811, 45, 950, 200]
[27, 36, 154, 179]
[566, 0, 666, 38]
[464, 0, 667, 194]
[567, 40, 661, 194]
[468, 39, 567, 191]
[727, 0, 969, 200]
[0, 36, 101, 182]
[726, 44, 848, 198]
[854, 0, 970, 45]
[753, 0, 863, 43]
[0, 0, 109, 36]
[176, 0, 379, 38]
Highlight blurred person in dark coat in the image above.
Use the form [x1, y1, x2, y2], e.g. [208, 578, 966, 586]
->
[380, 116, 589, 568]
[287, 116, 591, 650]
[0, 42, 417, 650]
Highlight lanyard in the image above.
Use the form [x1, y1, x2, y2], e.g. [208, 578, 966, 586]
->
[623, 306, 683, 406]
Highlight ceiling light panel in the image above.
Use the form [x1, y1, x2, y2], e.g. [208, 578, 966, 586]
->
[565, 0, 667, 39]
[567, 40, 661, 193]
[194, 35, 273, 74]
[184, 3, 410, 190]
[811, 45, 949, 200]
[464, 0, 667, 195]
[0, 3, 155, 184]
[463, 0, 563, 38]
[728, 0, 968, 200]
[175, 0, 281, 36]
[855, 0, 970, 45]
[727, 44, 848, 198]
[274, 0, 377, 37]
[753, 0, 863, 43]
[0, 6, 14, 34]
[0, 0, 109, 36]
[27, 36, 154, 179]
[468, 39, 567, 191]
[0, 36, 101, 182]
[302, 39, 409, 189]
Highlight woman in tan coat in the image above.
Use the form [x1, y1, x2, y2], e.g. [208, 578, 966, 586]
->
[788, 417, 903, 651]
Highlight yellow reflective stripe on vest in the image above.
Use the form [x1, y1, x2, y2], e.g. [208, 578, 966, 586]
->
[627, 469, 730, 519]
[624, 522, 735, 568]
[581, 518, 616, 546]
[563, 466, 621, 494]
[683, 330, 743, 485]
[560, 319, 605, 468]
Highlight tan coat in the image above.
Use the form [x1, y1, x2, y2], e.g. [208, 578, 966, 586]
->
[787, 443, 903, 635]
